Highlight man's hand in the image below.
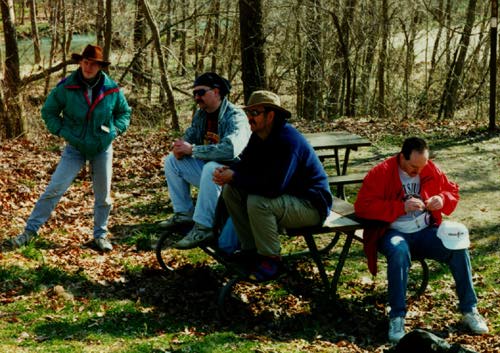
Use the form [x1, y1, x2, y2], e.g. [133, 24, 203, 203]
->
[425, 195, 444, 211]
[404, 196, 426, 213]
[213, 166, 233, 186]
[172, 139, 193, 159]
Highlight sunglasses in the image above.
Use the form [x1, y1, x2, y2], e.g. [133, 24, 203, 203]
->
[245, 109, 266, 117]
[193, 88, 213, 97]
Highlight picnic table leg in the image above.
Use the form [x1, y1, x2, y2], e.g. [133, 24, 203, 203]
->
[330, 233, 354, 301]
[341, 148, 351, 175]
[217, 277, 242, 320]
[334, 147, 341, 175]
[303, 233, 330, 292]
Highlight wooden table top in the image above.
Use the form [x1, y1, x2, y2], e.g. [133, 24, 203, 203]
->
[304, 131, 371, 150]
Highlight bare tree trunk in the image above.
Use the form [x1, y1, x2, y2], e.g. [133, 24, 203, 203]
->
[239, 0, 267, 103]
[103, 0, 112, 67]
[133, 0, 147, 92]
[44, 0, 59, 95]
[139, 0, 179, 130]
[29, 0, 41, 65]
[178, 0, 187, 76]
[294, 3, 303, 118]
[439, 0, 477, 119]
[60, 0, 67, 77]
[211, 0, 220, 73]
[444, 0, 453, 67]
[359, 1, 378, 116]
[342, 0, 356, 117]
[302, 0, 321, 120]
[490, 0, 497, 131]
[416, 0, 444, 118]
[377, 0, 388, 118]
[65, 0, 76, 55]
[400, 2, 419, 119]
[96, 0, 104, 46]
[0, 0, 25, 139]
[195, 3, 214, 73]
[18, 0, 25, 25]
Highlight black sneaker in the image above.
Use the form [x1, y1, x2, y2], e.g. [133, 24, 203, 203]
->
[158, 212, 194, 229]
[9, 230, 37, 248]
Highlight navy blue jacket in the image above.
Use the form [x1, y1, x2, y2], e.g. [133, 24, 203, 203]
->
[231, 119, 333, 221]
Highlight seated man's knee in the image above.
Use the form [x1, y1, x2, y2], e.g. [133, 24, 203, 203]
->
[164, 153, 177, 171]
[201, 161, 220, 177]
[247, 195, 270, 214]
[384, 235, 411, 263]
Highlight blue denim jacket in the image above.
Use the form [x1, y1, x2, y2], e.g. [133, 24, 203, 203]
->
[184, 97, 250, 163]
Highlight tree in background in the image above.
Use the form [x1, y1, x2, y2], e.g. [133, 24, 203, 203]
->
[239, 0, 267, 103]
[302, 0, 321, 120]
[0, 0, 25, 139]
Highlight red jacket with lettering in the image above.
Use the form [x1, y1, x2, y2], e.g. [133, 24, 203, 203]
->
[354, 154, 459, 275]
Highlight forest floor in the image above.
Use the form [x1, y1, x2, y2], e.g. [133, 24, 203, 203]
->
[0, 115, 499, 352]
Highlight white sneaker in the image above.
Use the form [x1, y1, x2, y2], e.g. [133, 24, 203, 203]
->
[95, 237, 113, 252]
[388, 316, 406, 343]
[462, 308, 489, 334]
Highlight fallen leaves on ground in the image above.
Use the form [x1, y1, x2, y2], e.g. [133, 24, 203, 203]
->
[0, 119, 498, 352]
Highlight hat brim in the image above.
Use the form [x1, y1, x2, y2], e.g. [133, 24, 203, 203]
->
[71, 53, 111, 67]
[244, 102, 291, 119]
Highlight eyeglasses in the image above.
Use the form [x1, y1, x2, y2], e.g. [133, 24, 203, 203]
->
[193, 88, 213, 97]
[245, 109, 266, 117]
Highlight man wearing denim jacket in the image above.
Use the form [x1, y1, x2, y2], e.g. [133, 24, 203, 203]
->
[161, 72, 251, 249]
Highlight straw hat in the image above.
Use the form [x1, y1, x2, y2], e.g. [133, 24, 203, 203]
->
[243, 90, 291, 119]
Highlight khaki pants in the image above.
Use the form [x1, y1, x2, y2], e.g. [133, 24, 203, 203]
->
[222, 184, 321, 256]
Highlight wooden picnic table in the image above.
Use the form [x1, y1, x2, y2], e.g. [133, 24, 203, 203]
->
[304, 131, 371, 199]
[304, 131, 371, 175]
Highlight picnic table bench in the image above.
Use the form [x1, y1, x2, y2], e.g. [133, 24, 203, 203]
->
[155, 197, 429, 318]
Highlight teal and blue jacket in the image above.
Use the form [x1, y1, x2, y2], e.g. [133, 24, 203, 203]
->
[42, 69, 131, 157]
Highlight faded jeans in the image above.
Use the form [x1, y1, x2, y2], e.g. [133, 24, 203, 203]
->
[222, 184, 321, 257]
[164, 153, 222, 228]
[378, 226, 478, 318]
[25, 144, 113, 239]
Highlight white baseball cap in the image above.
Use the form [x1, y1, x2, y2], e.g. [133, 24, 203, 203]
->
[437, 221, 470, 250]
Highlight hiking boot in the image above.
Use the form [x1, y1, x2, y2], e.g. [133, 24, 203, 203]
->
[158, 212, 193, 229]
[388, 316, 406, 343]
[173, 223, 214, 249]
[9, 230, 37, 248]
[95, 237, 113, 252]
[462, 308, 489, 334]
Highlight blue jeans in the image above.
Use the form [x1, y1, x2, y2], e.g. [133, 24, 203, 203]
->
[378, 226, 478, 318]
[164, 153, 222, 228]
[25, 144, 113, 239]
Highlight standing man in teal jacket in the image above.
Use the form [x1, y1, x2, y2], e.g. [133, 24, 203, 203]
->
[8, 44, 131, 252]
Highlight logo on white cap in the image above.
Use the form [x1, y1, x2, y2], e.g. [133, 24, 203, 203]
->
[437, 220, 470, 250]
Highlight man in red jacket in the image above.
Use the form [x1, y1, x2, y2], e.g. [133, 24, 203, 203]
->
[354, 137, 488, 343]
